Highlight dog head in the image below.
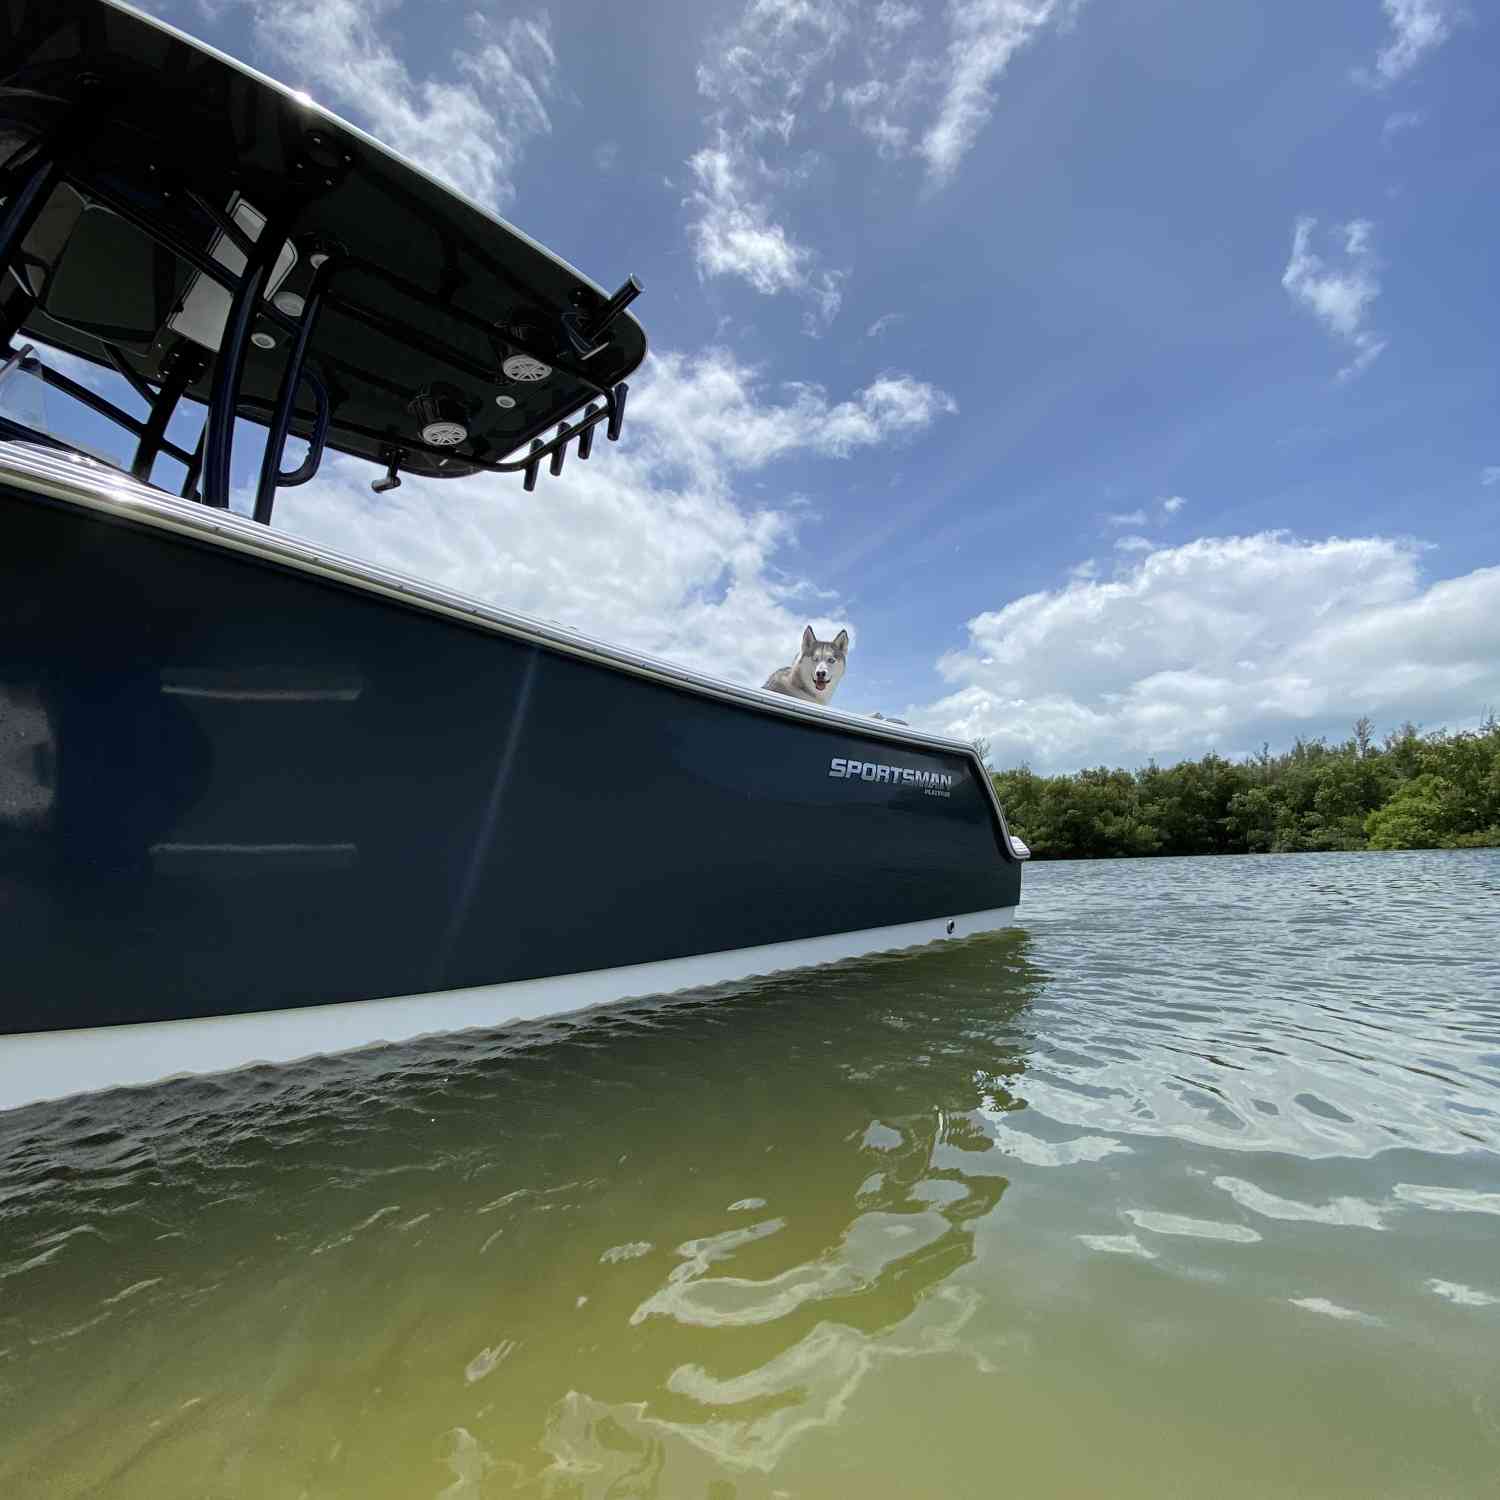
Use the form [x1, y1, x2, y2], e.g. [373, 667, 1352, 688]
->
[796, 625, 849, 700]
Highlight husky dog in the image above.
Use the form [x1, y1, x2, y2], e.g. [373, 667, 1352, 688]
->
[764, 625, 849, 704]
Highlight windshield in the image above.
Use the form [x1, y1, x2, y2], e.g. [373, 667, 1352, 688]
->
[0, 345, 144, 474]
[0, 340, 226, 488]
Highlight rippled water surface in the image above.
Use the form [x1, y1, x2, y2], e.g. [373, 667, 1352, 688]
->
[3, 850, 1500, 1497]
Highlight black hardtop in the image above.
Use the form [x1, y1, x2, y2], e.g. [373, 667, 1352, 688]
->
[0, 0, 645, 503]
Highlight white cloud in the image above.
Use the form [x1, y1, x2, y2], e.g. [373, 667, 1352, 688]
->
[1104, 499, 1186, 533]
[866, 312, 904, 338]
[1281, 217, 1387, 379]
[594, 140, 620, 173]
[272, 351, 954, 689]
[249, 0, 555, 208]
[1370, 0, 1454, 85]
[874, 0, 922, 30]
[687, 1, 849, 322]
[1381, 109, 1423, 143]
[626, 353, 955, 477]
[920, 0, 1062, 181]
[687, 141, 844, 326]
[685, 0, 1080, 312]
[1481, 466, 1500, 487]
[1113, 534, 1154, 553]
[905, 532, 1500, 772]
[840, 75, 915, 158]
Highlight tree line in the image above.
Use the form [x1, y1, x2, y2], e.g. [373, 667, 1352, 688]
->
[984, 717, 1500, 859]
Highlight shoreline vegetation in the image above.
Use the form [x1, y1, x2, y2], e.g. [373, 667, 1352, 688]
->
[985, 717, 1500, 860]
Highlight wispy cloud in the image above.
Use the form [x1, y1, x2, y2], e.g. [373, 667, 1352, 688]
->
[1282, 217, 1387, 380]
[1105, 498, 1186, 531]
[687, 140, 843, 328]
[873, 0, 922, 30]
[1482, 466, 1500, 488]
[685, 0, 1081, 316]
[866, 312, 904, 338]
[1381, 109, 1423, 144]
[920, 0, 1064, 182]
[1367, 0, 1455, 85]
[838, 0, 1072, 181]
[687, 0, 848, 327]
[1114, 535, 1155, 553]
[249, 0, 556, 209]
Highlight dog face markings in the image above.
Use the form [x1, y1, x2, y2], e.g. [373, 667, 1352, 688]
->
[800, 625, 848, 697]
[763, 625, 849, 704]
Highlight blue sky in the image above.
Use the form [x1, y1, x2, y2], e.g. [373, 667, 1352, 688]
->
[44, 0, 1500, 769]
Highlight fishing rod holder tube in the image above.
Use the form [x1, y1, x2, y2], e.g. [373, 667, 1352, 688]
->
[562, 275, 642, 359]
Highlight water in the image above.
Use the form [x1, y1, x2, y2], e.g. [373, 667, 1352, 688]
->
[2, 850, 1499, 1498]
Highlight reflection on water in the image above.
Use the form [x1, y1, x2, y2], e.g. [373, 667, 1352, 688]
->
[2, 850, 1499, 1497]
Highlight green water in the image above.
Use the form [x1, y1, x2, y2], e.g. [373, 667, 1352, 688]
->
[2, 850, 1499, 1497]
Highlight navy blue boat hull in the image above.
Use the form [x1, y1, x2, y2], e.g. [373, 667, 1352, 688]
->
[1, 475, 1020, 1065]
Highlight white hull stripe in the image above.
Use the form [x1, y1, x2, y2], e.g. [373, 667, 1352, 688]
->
[0, 906, 1017, 1113]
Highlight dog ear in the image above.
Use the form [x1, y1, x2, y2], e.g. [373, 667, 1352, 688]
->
[833, 629, 849, 654]
[801, 625, 816, 653]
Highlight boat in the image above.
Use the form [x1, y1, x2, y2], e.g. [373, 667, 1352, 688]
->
[0, 0, 1026, 1113]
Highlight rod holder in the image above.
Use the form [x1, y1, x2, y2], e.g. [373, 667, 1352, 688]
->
[607, 383, 628, 442]
[549, 423, 568, 477]
[588, 275, 641, 337]
[577, 405, 599, 461]
[523, 439, 544, 492]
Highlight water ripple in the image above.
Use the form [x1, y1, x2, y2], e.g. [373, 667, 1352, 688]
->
[0, 850, 1496, 1496]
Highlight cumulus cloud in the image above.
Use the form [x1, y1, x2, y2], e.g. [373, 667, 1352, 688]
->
[249, 0, 556, 208]
[1368, 0, 1454, 85]
[1161, 495, 1187, 515]
[271, 352, 955, 688]
[906, 532, 1500, 772]
[1282, 217, 1387, 379]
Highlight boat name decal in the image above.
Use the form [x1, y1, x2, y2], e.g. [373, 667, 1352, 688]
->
[828, 758, 954, 797]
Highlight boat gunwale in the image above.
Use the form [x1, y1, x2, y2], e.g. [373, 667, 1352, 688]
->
[0, 439, 1026, 861]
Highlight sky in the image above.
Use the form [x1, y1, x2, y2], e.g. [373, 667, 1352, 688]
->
[34, 0, 1500, 771]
